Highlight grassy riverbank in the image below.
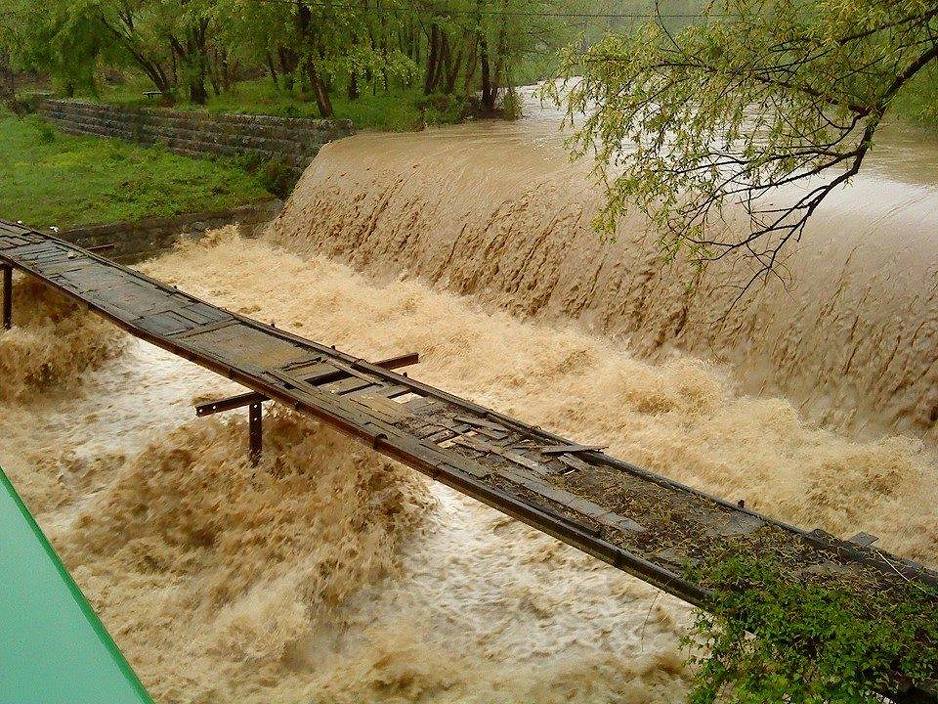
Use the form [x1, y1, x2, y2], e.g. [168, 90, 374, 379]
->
[0, 111, 270, 229]
[77, 77, 470, 131]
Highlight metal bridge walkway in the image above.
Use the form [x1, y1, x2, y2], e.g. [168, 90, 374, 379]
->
[1, 220, 935, 701]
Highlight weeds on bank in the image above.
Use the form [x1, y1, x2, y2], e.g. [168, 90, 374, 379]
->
[683, 555, 938, 704]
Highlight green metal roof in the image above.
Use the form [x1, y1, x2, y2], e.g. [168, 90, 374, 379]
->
[0, 467, 153, 704]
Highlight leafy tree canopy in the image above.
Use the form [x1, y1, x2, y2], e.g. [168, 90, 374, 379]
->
[1, 0, 577, 116]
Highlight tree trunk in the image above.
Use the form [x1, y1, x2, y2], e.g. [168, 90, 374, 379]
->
[445, 40, 464, 94]
[493, 24, 508, 99]
[218, 48, 233, 92]
[480, 36, 495, 112]
[294, 1, 332, 116]
[141, 57, 173, 97]
[208, 48, 222, 97]
[170, 19, 210, 105]
[265, 52, 279, 87]
[438, 34, 453, 92]
[188, 75, 207, 104]
[424, 23, 442, 94]
[278, 47, 297, 91]
[306, 59, 333, 117]
[463, 36, 479, 94]
[348, 71, 359, 99]
[101, 17, 173, 97]
[188, 20, 210, 104]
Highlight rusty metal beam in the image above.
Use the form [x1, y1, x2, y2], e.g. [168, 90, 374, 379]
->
[2, 264, 11, 330]
[197, 390, 268, 417]
[248, 402, 262, 466]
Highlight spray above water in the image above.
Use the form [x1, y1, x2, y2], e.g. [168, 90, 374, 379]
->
[0, 275, 124, 402]
[50, 409, 433, 703]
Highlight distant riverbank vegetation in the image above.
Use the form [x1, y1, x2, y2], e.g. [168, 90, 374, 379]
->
[0, 0, 589, 130]
[1, 1, 936, 131]
[893, 63, 938, 127]
[0, 1, 724, 131]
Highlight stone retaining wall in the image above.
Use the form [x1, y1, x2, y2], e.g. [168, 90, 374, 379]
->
[58, 200, 281, 264]
[37, 100, 354, 183]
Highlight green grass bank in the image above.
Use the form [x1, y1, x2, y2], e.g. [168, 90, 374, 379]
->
[0, 112, 270, 229]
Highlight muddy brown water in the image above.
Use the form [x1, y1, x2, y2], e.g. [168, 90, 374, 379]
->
[0, 88, 936, 703]
[270, 86, 938, 444]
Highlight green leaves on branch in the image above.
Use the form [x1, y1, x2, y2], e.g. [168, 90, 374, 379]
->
[550, 1, 938, 285]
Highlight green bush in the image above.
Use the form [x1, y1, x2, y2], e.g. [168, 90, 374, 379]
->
[260, 157, 294, 199]
[415, 92, 474, 126]
[500, 88, 523, 121]
[236, 150, 268, 173]
[233, 152, 294, 199]
[684, 555, 938, 704]
[894, 64, 938, 128]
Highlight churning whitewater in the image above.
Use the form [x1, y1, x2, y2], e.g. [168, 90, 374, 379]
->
[0, 91, 935, 703]
[1, 226, 934, 703]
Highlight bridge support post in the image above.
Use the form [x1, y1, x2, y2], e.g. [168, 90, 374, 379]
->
[2, 265, 11, 330]
[248, 402, 262, 466]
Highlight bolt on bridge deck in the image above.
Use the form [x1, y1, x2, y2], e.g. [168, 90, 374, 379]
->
[1, 220, 935, 701]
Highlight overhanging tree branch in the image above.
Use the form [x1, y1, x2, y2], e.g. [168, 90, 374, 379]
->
[551, 0, 938, 294]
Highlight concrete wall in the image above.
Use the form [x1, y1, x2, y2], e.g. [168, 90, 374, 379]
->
[59, 200, 281, 264]
[37, 100, 354, 183]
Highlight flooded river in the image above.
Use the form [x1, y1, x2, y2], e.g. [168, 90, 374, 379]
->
[0, 89, 936, 703]
[271, 86, 938, 443]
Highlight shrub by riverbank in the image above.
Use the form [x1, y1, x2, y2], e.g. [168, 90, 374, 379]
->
[0, 112, 270, 229]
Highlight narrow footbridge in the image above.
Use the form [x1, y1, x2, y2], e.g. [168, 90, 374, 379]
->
[1, 221, 935, 701]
